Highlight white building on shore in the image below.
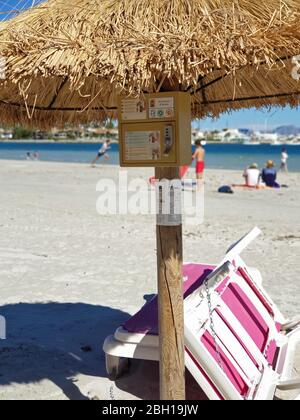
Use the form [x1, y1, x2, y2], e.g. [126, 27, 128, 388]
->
[252, 131, 280, 144]
[217, 129, 250, 143]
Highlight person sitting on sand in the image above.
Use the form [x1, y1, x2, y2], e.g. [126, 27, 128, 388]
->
[91, 139, 111, 167]
[243, 163, 260, 187]
[260, 160, 280, 188]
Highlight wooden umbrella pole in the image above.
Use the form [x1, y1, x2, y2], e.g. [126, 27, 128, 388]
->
[155, 166, 185, 400]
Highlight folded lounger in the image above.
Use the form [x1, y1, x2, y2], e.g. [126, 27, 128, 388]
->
[103, 228, 300, 400]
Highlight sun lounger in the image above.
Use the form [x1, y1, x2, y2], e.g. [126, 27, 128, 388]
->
[103, 228, 300, 400]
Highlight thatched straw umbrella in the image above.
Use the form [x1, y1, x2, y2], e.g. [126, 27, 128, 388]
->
[0, 0, 300, 400]
[1, 0, 300, 127]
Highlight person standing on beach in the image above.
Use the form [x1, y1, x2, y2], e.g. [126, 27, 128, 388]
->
[280, 148, 289, 172]
[91, 139, 111, 167]
[193, 140, 205, 187]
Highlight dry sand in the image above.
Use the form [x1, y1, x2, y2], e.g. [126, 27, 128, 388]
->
[0, 159, 299, 400]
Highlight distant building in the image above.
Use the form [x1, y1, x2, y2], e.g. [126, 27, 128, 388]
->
[192, 130, 205, 141]
[0, 128, 13, 140]
[253, 132, 279, 144]
[217, 129, 250, 143]
[54, 132, 68, 140]
[33, 131, 49, 140]
[239, 128, 254, 136]
[0, 132, 13, 140]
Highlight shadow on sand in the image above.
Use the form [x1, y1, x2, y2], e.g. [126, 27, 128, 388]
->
[0, 302, 131, 400]
[0, 301, 207, 400]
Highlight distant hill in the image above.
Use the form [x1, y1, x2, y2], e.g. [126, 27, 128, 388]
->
[273, 125, 300, 135]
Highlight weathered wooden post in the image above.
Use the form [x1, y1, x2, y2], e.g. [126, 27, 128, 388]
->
[118, 92, 191, 400]
[156, 166, 185, 400]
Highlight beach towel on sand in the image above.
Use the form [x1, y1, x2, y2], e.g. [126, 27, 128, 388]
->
[232, 184, 279, 190]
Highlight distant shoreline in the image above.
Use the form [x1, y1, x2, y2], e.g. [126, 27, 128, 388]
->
[0, 158, 298, 173]
[1, 142, 299, 171]
[0, 139, 299, 146]
[0, 139, 119, 144]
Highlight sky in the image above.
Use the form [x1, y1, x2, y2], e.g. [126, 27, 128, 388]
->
[195, 107, 300, 131]
[0, 0, 43, 21]
[1, 1, 300, 131]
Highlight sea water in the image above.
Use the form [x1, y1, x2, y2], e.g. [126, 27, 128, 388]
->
[0, 142, 299, 172]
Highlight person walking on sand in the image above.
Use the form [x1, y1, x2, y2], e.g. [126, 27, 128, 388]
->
[193, 140, 205, 187]
[91, 139, 111, 167]
[280, 148, 289, 172]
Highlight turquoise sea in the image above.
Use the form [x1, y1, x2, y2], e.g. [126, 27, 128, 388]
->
[0, 142, 299, 172]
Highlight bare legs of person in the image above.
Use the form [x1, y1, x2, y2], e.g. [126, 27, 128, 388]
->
[91, 153, 110, 167]
[196, 173, 204, 191]
[91, 155, 100, 167]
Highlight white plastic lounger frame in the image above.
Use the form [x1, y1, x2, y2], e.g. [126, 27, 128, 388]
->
[103, 228, 300, 400]
[183, 259, 300, 400]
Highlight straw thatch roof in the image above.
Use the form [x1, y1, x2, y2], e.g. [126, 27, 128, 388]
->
[0, 0, 300, 127]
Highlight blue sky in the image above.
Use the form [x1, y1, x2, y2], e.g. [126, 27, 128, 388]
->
[1, 1, 300, 130]
[196, 107, 300, 131]
[0, 0, 42, 20]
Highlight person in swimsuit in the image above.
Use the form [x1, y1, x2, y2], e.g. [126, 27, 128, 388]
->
[193, 140, 205, 188]
[91, 139, 111, 167]
[280, 148, 289, 172]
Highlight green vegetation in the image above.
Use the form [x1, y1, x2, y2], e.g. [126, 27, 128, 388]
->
[105, 120, 115, 130]
[13, 127, 34, 140]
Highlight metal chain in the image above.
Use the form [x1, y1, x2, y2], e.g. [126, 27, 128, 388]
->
[204, 278, 225, 372]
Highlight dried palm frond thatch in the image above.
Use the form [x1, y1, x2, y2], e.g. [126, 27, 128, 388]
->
[0, 0, 300, 127]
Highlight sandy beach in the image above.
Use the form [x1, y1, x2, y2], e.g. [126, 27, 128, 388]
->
[0, 159, 299, 400]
